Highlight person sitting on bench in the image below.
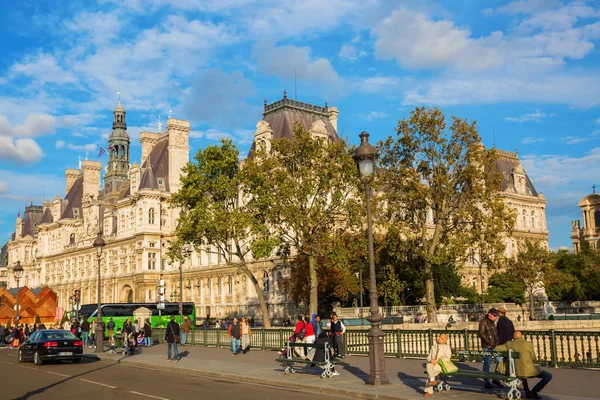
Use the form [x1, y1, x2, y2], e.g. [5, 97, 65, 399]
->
[313, 332, 339, 376]
[424, 333, 452, 397]
[496, 331, 553, 400]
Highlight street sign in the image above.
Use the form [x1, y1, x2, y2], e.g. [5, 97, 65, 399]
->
[157, 302, 165, 310]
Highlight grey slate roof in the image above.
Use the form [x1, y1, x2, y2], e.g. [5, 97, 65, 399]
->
[60, 175, 83, 219]
[19, 205, 44, 238]
[140, 136, 169, 191]
[247, 97, 339, 159]
[495, 154, 538, 197]
[40, 207, 54, 224]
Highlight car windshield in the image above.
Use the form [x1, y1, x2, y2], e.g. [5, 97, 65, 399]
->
[42, 331, 77, 340]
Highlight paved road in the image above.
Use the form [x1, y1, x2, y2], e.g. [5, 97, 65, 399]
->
[0, 347, 342, 400]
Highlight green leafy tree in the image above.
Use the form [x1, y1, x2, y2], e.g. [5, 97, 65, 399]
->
[243, 123, 362, 315]
[170, 139, 278, 327]
[484, 272, 526, 304]
[379, 107, 514, 321]
[509, 241, 552, 318]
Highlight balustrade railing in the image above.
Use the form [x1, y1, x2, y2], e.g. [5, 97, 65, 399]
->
[149, 328, 600, 368]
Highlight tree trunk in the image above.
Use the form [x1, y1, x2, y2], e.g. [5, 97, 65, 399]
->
[238, 263, 272, 328]
[308, 254, 318, 316]
[425, 261, 437, 323]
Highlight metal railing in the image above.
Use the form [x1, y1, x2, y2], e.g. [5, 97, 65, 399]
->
[150, 328, 600, 368]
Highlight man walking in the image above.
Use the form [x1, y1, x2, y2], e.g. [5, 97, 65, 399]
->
[181, 316, 192, 346]
[81, 319, 90, 346]
[165, 316, 180, 361]
[228, 317, 241, 356]
[479, 308, 502, 389]
[497, 307, 515, 346]
[496, 331, 552, 399]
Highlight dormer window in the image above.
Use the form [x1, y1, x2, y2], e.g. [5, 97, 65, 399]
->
[157, 178, 166, 191]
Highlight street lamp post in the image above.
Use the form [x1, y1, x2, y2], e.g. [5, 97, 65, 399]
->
[93, 231, 105, 353]
[355, 269, 364, 327]
[353, 131, 389, 386]
[13, 261, 24, 326]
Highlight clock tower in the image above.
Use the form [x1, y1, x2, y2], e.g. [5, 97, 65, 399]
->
[104, 100, 130, 194]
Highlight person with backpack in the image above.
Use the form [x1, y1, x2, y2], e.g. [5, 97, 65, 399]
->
[293, 315, 306, 357]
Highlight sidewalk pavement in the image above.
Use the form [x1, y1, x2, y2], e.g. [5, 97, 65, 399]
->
[83, 343, 598, 400]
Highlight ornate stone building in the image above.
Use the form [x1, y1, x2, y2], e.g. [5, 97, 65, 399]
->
[462, 149, 549, 293]
[5, 95, 339, 321]
[570, 188, 600, 252]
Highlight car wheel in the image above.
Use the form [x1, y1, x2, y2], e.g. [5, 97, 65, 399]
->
[34, 351, 44, 366]
[18, 350, 25, 363]
[72, 357, 81, 364]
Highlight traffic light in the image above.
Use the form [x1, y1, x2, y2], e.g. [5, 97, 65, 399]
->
[74, 289, 80, 303]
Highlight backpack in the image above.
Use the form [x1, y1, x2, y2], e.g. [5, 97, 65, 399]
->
[296, 322, 306, 340]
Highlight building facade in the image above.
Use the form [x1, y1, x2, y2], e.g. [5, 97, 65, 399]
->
[461, 149, 549, 293]
[570, 189, 600, 252]
[5, 95, 340, 322]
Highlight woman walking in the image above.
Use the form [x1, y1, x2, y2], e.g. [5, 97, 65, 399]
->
[181, 316, 192, 345]
[240, 316, 252, 354]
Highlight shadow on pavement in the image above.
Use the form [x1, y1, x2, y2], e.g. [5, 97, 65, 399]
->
[13, 357, 123, 400]
[337, 360, 369, 382]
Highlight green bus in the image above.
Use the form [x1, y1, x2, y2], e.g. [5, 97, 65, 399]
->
[81, 302, 196, 336]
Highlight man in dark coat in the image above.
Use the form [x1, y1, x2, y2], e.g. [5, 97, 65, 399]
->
[165, 316, 180, 361]
[479, 308, 502, 389]
[497, 307, 515, 346]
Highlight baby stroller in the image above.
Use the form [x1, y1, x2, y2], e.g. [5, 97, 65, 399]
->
[137, 333, 146, 345]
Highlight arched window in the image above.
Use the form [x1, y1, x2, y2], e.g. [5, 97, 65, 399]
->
[196, 279, 201, 297]
[531, 211, 536, 229]
[471, 277, 477, 289]
[216, 277, 222, 296]
[522, 210, 527, 228]
[129, 211, 134, 228]
[226, 276, 232, 295]
[69, 233, 75, 245]
[121, 146, 125, 158]
[595, 211, 600, 228]
[206, 278, 211, 296]
[262, 271, 269, 292]
[138, 208, 143, 225]
[149, 208, 155, 224]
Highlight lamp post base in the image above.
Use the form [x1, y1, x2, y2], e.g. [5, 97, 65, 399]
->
[366, 323, 390, 386]
[94, 326, 104, 353]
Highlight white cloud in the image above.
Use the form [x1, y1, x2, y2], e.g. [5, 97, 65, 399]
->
[506, 111, 554, 123]
[402, 74, 600, 108]
[66, 11, 125, 45]
[362, 111, 388, 121]
[373, 8, 503, 72]
[359, 76, 400, 93]
[188, 131, 204, 139]
[339, 44, 359, 62]
[0, 170, 63, 203]
[55, 140, 66, 149]
[496, 0, 560, 15]
[0, 113, 56, 138]
[66, 143, 97, 152]
[11, 53, 76, 85]
[0, 137, 43, 164]
[522, 137, 545, 144]
[595, 117, 600, 124]
[0, 180, 6, 194]
[253, 42, 343, 89]
[562, 136, 588, 145]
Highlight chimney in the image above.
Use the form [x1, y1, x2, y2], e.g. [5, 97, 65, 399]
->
[167, 118, 190, 194]
[140, 131, 159, 164]
[81, 160, 102, 199]
[65, 169, 80, 195]
[328, 106, 339, 133]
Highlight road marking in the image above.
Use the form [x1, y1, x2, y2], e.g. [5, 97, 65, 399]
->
[0, 361, 13, 365]
[79, 379, 117, 389]
[46, 371, 70, 377]
[20, 366, 37, 370]
[130, 391, 170, 400]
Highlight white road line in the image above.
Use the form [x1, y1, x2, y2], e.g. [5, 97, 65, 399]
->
[79, 379, 117, 389]
[46, 371, 70, 377]
[130, 391, 170, 400]
[20, 366, 37, 370]
[0, 361, 13, 365]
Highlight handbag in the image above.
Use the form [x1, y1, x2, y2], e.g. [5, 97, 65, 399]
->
[439, 358, 459, 374]
[169, 324, 180, 344]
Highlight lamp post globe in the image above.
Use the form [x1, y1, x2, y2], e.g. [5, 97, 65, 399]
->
[93, 231, 105, 352]
[13, 261, 23, 325]
[353, 131, 389, 385]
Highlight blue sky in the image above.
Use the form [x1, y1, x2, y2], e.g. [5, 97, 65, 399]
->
[0, 0, 599, 249]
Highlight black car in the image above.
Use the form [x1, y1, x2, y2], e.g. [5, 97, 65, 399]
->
[18, 330, 83, 365]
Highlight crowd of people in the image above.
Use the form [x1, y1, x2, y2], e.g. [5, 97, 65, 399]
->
[423, 307, 553, 399]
